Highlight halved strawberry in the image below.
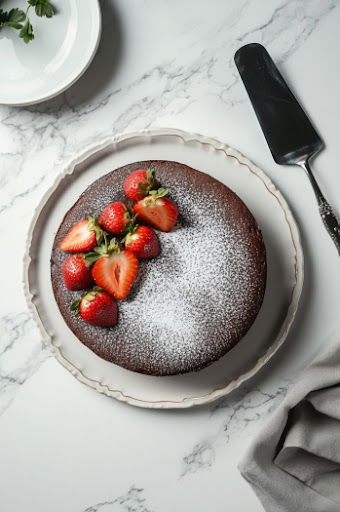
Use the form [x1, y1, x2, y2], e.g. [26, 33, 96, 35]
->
[133, 189, 178, 232]
[124, 225, 160, 258]
[72, 288, 118, 327]
[98, 202, 133, 235]
[91, 241, 138, 300]
[59, 218, 104, 252]
[124, 168, 160, 201]
[62, 253, 93, 290]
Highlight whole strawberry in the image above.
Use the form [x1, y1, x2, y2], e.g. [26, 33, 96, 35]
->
[71, 288, 118, 327]
[124, 168, 160, 201]
[98, 201, 133, 235]
[62, 253, 93, 290]
[133, 188, 178, 232]
[124, 225, 160, 258]
[60, 217, 104, 252]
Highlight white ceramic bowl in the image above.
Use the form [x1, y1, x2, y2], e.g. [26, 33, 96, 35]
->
[0, 0, 101, 106]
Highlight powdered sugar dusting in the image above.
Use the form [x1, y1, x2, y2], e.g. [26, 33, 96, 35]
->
[51, 161, 266, 375]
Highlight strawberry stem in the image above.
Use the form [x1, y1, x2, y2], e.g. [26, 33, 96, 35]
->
[70, 286, 102, 311]
[87, 216, 105, 245]
[84, 237, 119, 265]
[137, 168, 161, 196]
[70, 299, 81, 311]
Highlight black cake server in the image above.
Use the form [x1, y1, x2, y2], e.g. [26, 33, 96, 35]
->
[234, 43, 340, 255]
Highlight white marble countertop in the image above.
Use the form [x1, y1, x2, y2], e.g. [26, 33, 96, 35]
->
[1, 1, 340, 510]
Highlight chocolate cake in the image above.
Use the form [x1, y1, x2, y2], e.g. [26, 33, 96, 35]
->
[51, 160, 266, 376]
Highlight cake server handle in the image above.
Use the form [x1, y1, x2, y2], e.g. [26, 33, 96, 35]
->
[299, 159, 340, 255]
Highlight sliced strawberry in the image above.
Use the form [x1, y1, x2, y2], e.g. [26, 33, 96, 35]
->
[124, 168, 160, 201]
[62, 253, 93, 290]
[92, 249, 138, 300]
[72, 288, 118, 327]
[133, 189, 178, 232]
[98, 201, 133, 235]
[124, 225, 160, 258]
[59, 218, 103, 252]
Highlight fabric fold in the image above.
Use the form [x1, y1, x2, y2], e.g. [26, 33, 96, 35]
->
[239, 330, 340, 512]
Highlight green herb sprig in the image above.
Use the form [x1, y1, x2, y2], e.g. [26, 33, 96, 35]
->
[0, 0, 55, 44]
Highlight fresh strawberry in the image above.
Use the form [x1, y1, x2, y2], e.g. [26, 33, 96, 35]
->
[91, 240, 139, 300]
[124, 225, 160, 258]
[98, 201, 133, 235]
[133, 189, 178, 232]
[59, 217, 104, 252]
[71, 288, 118, 327]
[124, 168, 160, 201]
[62, 253, 93, 290]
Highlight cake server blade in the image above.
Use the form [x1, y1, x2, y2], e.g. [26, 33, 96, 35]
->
[234, 43, 340, 255]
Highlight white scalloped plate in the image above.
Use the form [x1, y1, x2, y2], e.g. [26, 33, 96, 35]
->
[24, 129, 303, 408]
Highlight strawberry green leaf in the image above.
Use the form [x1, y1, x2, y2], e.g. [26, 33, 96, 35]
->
[149, 188, 169, 198]
[84, 251, 102, 265]
[156, 188, 169, 197]
[87, 216, 106, 245]
[146, 168, 155, 180]
[122, 211, 138, 235]
[107, 238, 120, 253]
[70, 299, 81, 311]
[93, 246, 106, 254]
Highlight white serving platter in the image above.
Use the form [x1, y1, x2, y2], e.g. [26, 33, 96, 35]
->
[24, 128, 304, 408]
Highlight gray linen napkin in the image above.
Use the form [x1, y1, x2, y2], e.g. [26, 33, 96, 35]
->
[239, 330, 340, 512]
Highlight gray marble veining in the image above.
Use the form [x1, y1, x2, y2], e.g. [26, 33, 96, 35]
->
[181, 382, 290, 476]
[0, 312, 48, 416]
[83, 486, 154, 512]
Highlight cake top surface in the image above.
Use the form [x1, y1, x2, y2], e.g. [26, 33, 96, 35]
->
[51, 160, 266, 375]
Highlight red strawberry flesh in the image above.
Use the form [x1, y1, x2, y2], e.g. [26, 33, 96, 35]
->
[92, 250, 138, 300]
[133, 196, 178, 232]
[60, 219, 97, 252]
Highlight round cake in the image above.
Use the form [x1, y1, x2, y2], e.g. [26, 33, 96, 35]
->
[51, 160, 266, 376]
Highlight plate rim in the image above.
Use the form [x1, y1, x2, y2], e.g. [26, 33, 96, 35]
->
[0, 0, 102, 107]
[23, 128, 304, 408]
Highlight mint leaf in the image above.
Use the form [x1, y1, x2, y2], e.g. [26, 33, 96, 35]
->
[2, 21, 23, 29]
[0, 9, 9, 24]
[19, 17, 34, 43]
[0, 8, 25, 28]
[0, 1, 55, 43]
[8, 8, 25, 23]
[28, 0, 55, 18]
